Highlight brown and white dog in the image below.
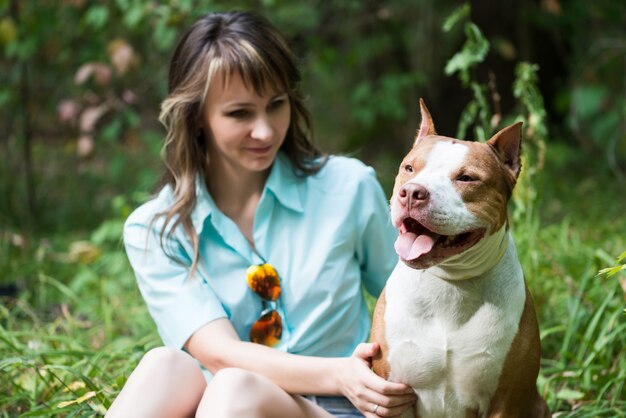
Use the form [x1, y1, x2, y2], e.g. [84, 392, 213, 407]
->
[371, 100, 549, 418]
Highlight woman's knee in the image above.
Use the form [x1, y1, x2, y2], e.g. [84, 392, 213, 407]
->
[198, 368, 274, 417]
[139, 346, 198, 374]
[128, 347, 206, 393]
[210, 367, 263, 394]
[107, 347, 206, 418]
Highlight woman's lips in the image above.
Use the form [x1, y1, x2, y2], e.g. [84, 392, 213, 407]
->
[245, 145, 273, 155]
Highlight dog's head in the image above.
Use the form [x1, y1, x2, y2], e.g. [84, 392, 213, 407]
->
[391, 99, 522, 269]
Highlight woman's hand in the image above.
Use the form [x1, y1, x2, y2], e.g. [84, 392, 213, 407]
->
[336, 342, 417, 417]
[188, 320, 416, 415]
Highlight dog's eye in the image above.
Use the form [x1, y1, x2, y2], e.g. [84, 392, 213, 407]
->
[404, 164, 414, 173]
[456, 174, 475, 182]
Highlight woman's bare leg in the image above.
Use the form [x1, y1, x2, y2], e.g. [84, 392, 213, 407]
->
[106, 347, 206, 418]
[195, 367, 334, 418]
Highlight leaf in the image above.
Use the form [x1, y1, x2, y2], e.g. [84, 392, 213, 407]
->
[0, 357, 24, 370]
[124, 4, 145, 29]
[84, 5, 109, 29]
[57, 391, 97, 408]
[443, 3, 471, 32]
[444, 22, 489, 83]
[589, 108, 620, 147]
[108, 39, 136, 75]
[57, 100, 80, 124]
[77, 134, 95, 158]
[100, 118, 123, 143]
[0, 17, 17, 45]
[115, 375, 127, 389]
[90, 219, 124, 246]
[19, 408, 66, 417]
[571, 85, 609, 119]
[79, 104, 109, 133]
[68, 241, 102, 264]
[556, 387, 585, 401]
[75, 62, 112, 86]
[64, 381, 87, 392]
[598, 265, 626, 278]
[0, 88, 11, 106]
[456, 101, 478, 140]
[153, 15, 177, 51]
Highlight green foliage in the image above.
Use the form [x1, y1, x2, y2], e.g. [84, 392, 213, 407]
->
[513, 62, 548, 143]
[442, 4, 549, 227]
[544, 0, 626, 179]
[445, 22, 489, 86]
[511, 62, 549, 226]
[350, 71, 425, 128]
[598, 251, 626, 279]
[1, 196, 158, 416]
[513, 213, 622, 413]
[1, 0, 625, 416]
[288, 0, 434, 156]
[598, 251, 626, 316]
[0, 0, 201, 232]
[513, 144, 626, 414]
[443, 4, 548, 146]
[443, 3, 491, 141]
[0, 0, 437, 231]
[568, 84, 625, 178]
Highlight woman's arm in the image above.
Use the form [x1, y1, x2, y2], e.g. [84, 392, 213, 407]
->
[186, 318, 416, 415]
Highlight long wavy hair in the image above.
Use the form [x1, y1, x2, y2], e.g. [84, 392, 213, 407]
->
[156, 11, 325, 275]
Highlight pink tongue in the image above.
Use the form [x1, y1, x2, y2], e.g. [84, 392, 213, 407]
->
[394, 232, 438, 260]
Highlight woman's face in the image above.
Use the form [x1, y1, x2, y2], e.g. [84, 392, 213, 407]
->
[202, 71, 290, 178]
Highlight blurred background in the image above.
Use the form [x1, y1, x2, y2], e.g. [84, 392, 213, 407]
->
[1, 0, 625, 416]
[1, 0, 625, 232]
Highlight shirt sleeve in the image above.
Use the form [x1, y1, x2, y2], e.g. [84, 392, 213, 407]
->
[124, 209, 227, 349]
[355, 167, 399, 297]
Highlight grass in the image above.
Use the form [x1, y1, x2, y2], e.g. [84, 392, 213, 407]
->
[516, 143, 626, 415]
[1, 141, 625, 416]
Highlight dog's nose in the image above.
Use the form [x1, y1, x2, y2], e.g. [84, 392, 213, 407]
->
[398, 183, 429, 207]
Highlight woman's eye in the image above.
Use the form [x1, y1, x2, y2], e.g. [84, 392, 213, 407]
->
[404, 164, 414, 173]
[226, 109, 250, 118]
[268, 98, 286, 110]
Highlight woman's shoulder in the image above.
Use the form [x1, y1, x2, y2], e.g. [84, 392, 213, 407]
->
[125, 185, 175, 230]
[317, 154, 374, 177]
[312, 155, 379, 189]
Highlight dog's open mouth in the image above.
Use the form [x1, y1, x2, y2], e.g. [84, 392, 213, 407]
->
[394, 217, 485, 262]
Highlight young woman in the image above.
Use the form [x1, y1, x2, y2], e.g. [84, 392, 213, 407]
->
[106, 11, 416, 418]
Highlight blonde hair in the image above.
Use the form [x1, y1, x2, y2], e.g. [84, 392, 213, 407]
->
[156, 11, 325, 276]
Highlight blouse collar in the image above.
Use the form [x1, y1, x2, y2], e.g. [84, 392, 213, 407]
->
[190, 151, 304, 235]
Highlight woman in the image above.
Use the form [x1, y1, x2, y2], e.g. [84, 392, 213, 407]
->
[106, 11, 415, 418]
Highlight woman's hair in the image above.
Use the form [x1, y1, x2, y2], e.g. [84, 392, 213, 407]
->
[156, 11, 325, 275]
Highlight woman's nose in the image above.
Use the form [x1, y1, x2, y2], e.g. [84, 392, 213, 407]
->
[251, 116, 273, 141]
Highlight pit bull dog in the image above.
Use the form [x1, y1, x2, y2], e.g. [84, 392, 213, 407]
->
[371, 100, 549, 418]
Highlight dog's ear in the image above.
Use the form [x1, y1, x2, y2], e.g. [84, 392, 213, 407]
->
[415, 98, 437, 144]
[487, 122, 523, 179]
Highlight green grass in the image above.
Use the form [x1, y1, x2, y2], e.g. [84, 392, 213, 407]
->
[515, 143, 626, 415]
[1, 142, 625, 416]
[0, 197, 159, 416]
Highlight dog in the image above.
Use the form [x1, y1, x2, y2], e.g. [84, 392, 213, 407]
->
[371, 100, 549, 418]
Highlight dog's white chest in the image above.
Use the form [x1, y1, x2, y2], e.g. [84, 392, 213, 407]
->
[384, 243, 525, 417]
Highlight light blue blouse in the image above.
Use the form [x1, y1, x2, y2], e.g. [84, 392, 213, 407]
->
[124, 151, 398, 358]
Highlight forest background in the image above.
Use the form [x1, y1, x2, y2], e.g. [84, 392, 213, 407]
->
[1, 0, 625, 416]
